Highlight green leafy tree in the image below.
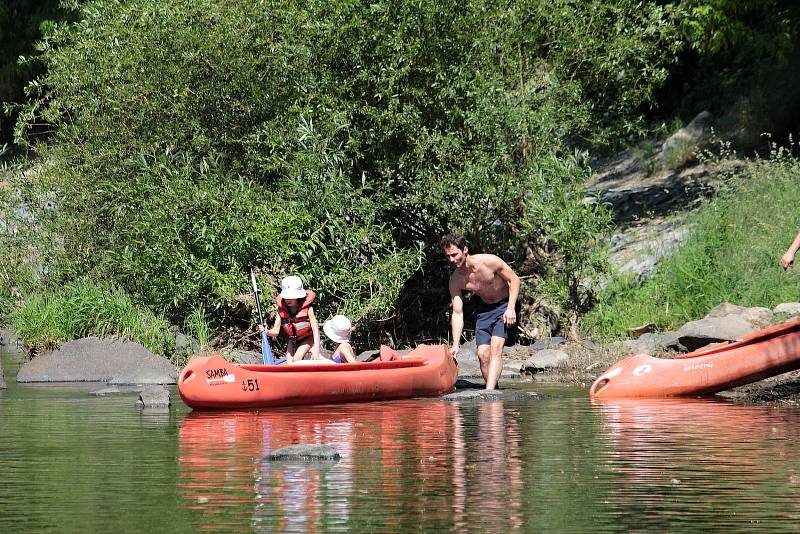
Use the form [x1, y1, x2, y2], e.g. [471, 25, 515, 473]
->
[10, 0, 683, 341]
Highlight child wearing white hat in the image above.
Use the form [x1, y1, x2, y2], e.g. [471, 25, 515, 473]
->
[259, 275, 323, 363]
[323, 314, 356, 363]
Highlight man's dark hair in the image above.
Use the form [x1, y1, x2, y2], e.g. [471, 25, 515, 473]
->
[440, 232, 467, 250]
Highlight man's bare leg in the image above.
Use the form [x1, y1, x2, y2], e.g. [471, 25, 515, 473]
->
[477, 338, 505, 389]
[477, 344, 491, 385]
[485, 336, 505, 389]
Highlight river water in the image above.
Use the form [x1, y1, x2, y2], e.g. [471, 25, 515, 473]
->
[3, 350, 800, 532]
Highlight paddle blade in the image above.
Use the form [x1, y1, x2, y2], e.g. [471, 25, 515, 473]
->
[261, 331, 273, 364]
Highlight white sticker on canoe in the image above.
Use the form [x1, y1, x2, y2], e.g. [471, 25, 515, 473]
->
[206, 374, 236, 385]
[683, 362, 713, 372]
[632, 364, 653, 376]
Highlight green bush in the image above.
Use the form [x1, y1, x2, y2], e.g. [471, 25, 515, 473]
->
[12, 279, 175, 357]
[9, 0, 683, 337]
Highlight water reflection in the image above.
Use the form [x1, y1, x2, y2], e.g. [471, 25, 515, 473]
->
[451, 401, 524, 532]
[592, 397, 800, 529]
[178, 400, 525, 532]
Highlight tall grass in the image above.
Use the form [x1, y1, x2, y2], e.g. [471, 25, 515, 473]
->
[12, 279, 175, 357]
[184, 305, 211, 352]
[583, 152, 800, 338]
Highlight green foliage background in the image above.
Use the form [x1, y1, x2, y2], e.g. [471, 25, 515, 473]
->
[10, 0, 680, 343]
[3, 0, 800, 350]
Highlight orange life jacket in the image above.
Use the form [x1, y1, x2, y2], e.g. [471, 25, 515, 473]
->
[276, 290, 316, 340]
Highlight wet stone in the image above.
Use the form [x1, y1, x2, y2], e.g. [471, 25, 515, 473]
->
[90, 386, 124, 397]
[136, 385, 171, 408]
[268, 444, 341, 462]
[441, 389, 543, 402]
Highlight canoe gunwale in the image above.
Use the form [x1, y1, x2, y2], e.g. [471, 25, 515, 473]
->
[238, 357, 426, 373]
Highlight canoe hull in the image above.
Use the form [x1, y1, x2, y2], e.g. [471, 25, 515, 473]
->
[590, 319, 800, 399]
[178, 344, 457, 409]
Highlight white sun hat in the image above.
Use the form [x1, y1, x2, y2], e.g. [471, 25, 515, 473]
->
[323, 315, 352, 343]
[279, 275, 307, 300]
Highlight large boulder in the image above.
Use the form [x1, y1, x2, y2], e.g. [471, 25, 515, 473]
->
[704, 302, 773, 328]
[17, 337, 177, 384]
[672, 316, 757, 352]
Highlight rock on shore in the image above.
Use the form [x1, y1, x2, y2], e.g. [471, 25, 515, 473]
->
[17, 337, 177, 384]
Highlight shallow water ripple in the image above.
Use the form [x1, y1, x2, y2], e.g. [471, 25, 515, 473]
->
[4, 354, 800, 532]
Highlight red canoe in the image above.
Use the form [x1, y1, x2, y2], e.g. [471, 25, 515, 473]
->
[178, 344, 457, 409]
[589, 319, 800, 399]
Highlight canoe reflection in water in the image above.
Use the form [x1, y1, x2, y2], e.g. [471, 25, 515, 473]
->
[178, 400, 525, 532]
[592, 397, 800, 527]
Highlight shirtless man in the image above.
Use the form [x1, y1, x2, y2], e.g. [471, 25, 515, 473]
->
[442, 233, 521, 390]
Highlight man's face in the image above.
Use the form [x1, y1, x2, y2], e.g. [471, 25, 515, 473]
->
[443, 244, 467, 269]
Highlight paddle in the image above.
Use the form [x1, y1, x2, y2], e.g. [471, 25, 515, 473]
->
[250, 266, 274, 365]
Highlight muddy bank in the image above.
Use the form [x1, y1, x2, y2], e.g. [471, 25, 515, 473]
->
[718, 371, 800, 407]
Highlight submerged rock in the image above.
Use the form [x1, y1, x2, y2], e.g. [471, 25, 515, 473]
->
[267, 444, 340, 462]
[90, 386, 124, 397]
[441, 389, 542, 402]
[136, 385, 171, 408]
[17, 337, 177, 384]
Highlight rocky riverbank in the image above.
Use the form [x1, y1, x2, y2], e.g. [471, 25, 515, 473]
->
[5, 310, 800, 407]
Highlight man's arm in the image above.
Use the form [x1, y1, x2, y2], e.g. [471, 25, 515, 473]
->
[782, 231, 800, 270]
[449, 279, 464, 357]
[495, 258, 521, 326]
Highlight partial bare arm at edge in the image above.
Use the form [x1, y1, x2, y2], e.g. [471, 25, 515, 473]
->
[782, 231, 800, 270]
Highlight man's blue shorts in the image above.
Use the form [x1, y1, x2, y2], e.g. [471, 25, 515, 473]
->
[475, 298, 518, 346]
